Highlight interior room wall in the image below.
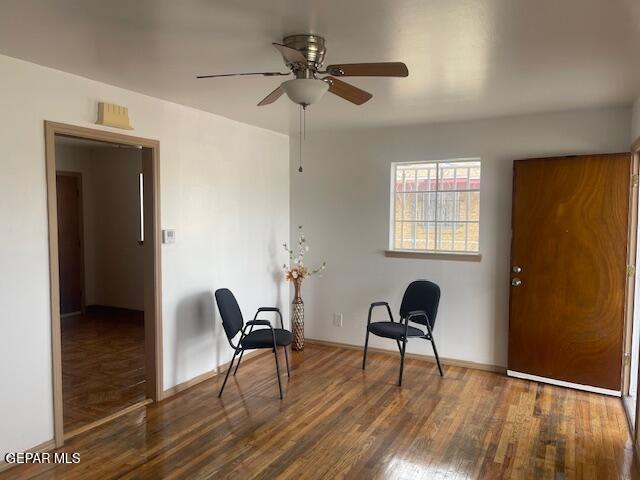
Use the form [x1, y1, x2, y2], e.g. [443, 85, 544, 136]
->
[90, 147, 144, 311]
[55, 143, 144, 311]
[0, 54, 289, 457]
[289, 106, 632, 370]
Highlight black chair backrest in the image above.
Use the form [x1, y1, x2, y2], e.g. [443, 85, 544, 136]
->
[215, 288, 244, 340]
[399, 280, 440, 329]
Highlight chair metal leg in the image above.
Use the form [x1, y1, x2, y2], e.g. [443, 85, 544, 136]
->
[219, 349, 240, 398]
[270, 328, 284, 399]
[233, 350, 245, 376]
[398, 339, 407, 386]
[362, 329, 370, 370]
[283, 346, 290, 377]
[430, 337, 444, 376]
[424, 321, 443, 377]
[273, 348, 283, 399]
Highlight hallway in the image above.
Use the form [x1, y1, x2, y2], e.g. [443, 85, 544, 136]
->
[62, 307, 145, 433]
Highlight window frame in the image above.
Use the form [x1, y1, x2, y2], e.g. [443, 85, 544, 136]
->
[388, 158, 481, 256]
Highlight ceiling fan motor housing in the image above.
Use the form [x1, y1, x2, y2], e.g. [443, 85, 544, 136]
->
[283, 34, 326, 75]
[196, 33, 408, 107]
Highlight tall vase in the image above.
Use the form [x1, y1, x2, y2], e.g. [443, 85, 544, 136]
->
[292, 277, 304, 351]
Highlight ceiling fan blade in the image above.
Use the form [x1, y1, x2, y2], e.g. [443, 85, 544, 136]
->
[325, 62, 409, 77]
[272, 43, 307, 65]
[324, 77, 372, 105]
[196, 72, 289, 79]
[257, 86, 285, 106]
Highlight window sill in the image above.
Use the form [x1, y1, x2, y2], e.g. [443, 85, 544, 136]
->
[384, 250, 482, 262]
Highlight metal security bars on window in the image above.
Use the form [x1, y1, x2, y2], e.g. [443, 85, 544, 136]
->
[391, 159, 480, 253]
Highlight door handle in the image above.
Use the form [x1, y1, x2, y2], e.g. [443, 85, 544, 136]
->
[512, 266, 522, 273]
[511, 277, 522, 287]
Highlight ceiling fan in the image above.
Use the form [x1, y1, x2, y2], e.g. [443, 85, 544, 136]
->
[197, 34, 409, 107]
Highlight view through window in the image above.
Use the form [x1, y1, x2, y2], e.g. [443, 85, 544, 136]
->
[391, 159, 481, 253]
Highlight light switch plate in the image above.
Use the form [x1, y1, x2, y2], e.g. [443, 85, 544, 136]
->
[162, 229, 176, 244]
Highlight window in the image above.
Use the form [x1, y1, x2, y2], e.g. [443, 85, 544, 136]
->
[390, 159, 481, 254]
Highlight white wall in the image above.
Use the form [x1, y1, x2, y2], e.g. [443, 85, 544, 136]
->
[90, 147, 144, 310]
[56, 144, 144, 311]
[633, 97, 640, 143]
[290, 107, 631, 369]
[0, 54, 289, 456]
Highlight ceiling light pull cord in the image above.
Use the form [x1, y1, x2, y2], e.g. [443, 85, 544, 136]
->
[298, 105, 304, 172]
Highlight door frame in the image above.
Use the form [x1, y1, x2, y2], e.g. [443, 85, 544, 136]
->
[44, 121, 163, 448]
[630, 136, 640, 442]
[55, 171, 86, 315]
[623, 150, 639, 395]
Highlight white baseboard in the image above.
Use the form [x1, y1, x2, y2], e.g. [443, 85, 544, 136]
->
[162, 349, 269, 399]
[306, 338, 506, 373]
[507, 370, 621, 397]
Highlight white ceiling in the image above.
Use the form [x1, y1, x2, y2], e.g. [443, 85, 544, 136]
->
[1, 0, 639, 134]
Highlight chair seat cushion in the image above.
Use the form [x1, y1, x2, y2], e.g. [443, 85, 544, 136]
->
[240, 328, 292, 349]
[368, 321, 425, 339]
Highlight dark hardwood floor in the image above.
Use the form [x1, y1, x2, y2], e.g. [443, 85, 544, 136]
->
[3, 343, 639, 479]
[61, 306, 146, 433]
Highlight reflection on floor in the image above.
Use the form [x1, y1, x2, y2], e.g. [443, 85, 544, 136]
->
[7, 343, 639, 479]
[624, 394, 637, 431]
[62, 306, 145, 433]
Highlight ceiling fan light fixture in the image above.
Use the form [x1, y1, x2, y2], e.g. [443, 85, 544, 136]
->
[281, 79, 329, 106]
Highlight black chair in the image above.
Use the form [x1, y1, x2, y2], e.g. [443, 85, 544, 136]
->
[362, 280, 443, 386]
[215, 288, 292, 399]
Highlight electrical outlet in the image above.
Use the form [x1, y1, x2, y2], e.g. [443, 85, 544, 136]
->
[333, 313, 343, 327]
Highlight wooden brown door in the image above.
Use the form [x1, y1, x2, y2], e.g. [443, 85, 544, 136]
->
[508, 153, 630, 392]
[56, 173, 83, 315]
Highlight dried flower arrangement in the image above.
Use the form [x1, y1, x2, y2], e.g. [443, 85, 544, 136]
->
[283, 225, 326, 287]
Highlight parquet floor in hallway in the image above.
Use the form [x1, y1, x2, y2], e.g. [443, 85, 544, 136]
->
[61, 307, 145, 433]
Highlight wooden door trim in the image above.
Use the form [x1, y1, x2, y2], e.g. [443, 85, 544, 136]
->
[44, 121, 163, 448]
[55, 171, 85, 314]
[623, 154, 639, 398]
[631, 136, 640, 447]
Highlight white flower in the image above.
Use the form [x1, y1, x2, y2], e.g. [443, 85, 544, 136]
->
[282, 225, 325, 280]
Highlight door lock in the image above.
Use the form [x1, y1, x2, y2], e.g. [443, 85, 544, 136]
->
[512, 266, 522, 273]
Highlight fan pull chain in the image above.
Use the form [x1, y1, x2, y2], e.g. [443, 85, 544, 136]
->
[298, 105, 305, 173]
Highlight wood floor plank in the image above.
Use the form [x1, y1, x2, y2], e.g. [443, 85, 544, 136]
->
[2, 343, 639, 479]
[61, 306, 146, 433]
